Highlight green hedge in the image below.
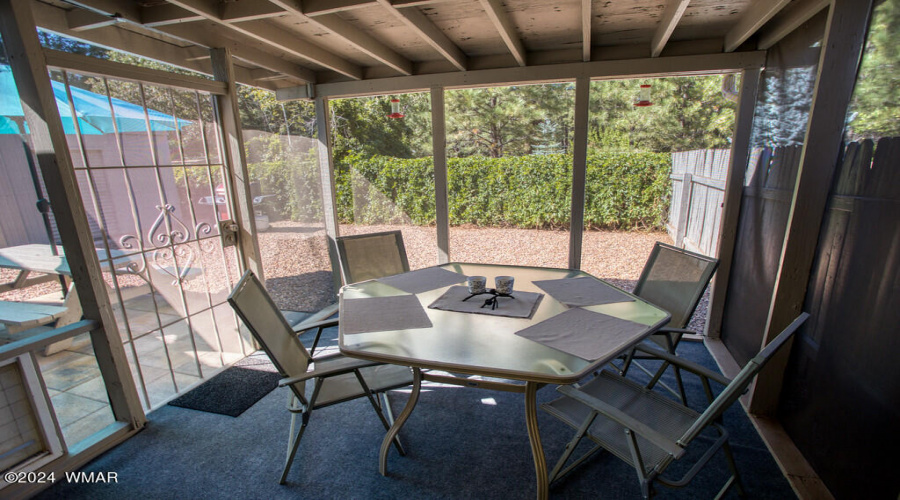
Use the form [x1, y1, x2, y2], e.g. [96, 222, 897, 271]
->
[253, 152, 671, 230]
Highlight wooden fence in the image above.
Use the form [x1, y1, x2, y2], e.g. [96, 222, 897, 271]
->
[778, 137, 900, 498]
[667, 149, 730, 256]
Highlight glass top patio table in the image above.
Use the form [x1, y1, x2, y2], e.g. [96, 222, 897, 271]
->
[338, 262, 670, 500]
[339, 262, 669, 384]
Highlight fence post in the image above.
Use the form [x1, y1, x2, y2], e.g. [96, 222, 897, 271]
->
[674, 172, 693, 247]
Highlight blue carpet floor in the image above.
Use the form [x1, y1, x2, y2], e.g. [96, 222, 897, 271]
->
[35, 326, 794, 499]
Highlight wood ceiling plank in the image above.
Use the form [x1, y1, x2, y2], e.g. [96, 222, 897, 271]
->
[220, 2, 286, 23]
[582, 0, 591, 62]
[140, 4, 204, 26]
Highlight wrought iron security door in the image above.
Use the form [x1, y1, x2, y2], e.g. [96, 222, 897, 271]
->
[56, 70, 251, 409]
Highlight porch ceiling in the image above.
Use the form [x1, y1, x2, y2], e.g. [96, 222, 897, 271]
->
[30, 0, 825, 93]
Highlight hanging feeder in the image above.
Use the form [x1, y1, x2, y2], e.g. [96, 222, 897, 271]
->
[634, 84, 653, 107]
[387, 97, 405, 118]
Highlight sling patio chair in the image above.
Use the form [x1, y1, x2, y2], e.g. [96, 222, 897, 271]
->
[618, 242, 719, 404]
[228, 270, 413, 484]
[542, 313, 809, 499]
[335, 230, 410, 285]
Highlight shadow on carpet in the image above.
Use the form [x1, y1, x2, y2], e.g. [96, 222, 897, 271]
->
[167, 354, 280, 417]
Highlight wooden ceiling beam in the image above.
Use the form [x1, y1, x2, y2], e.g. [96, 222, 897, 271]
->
[302, 0, 376, 16]
[479, 0, 526, 66]
[301, 0, 446, 16]
[651, 0, 690, 57]
[220, 2, 286, 23]
[158, 22, 318, 82]
[65, 9, 119, 31]
[140, 4, 204, 27]
[377, 0, 467, 71]
[63, 0, 141, 23]
[165, 0, 363, 79]
[59, 0, 314, 83]
[757, 0, 830, 50]
[32, 1, 279, 89]
[270, 0, 413, 76]
[301, 50, 767, 100]
[582, 0, 591, 62]
[724, 0, 792, 52]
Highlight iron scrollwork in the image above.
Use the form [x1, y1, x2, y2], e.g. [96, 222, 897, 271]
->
[118, 204, 211, 285]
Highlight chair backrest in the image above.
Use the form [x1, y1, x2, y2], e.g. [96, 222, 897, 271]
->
[679, 313, 809, 445]
[227, 271, 311, 382]
[633, 242, 719, 329]
[335, 230, 410, 284]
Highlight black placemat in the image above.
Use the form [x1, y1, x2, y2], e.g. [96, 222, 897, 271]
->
[428, 285, 543, 319]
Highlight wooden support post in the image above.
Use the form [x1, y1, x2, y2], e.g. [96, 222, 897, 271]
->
[210, 48, 264, 280]
[674, 173, 693, 248]
[568, 77, 590, 270]
[431, 86, 450, 264]
[0, 0, 144, 427]
[314, 96, 343, 290]
[706, 68, 762, 339]
[751, 0, 873, 414]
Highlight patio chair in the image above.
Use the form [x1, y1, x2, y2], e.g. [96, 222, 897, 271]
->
[228, 271, 413, 484]
[335, 230, 410, 284]
[618, 242, 719, 404]
[542, 312, 809, 499]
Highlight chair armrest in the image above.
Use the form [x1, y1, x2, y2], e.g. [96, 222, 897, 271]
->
[277, 354, 382, 387]
[292, 317, 339, 334]
[557, 384, 685, 458]
[634, 344, 731, 386]
[655, 327, 695, 335]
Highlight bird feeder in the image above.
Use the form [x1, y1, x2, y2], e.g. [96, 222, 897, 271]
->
[387, 97, 405, 118]
[634, 84, 653, 107]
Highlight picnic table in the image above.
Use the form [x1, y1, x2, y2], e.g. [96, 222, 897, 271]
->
[0, 243, 126, 293]
[0, 244, 121, 353]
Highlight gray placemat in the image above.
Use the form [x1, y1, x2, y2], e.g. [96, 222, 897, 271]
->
[533, 277, 635, 307]
[428, 286, 544, 319]
[377, 266, 468, 294]
[514, 308, 647, 361]
[341, 295, 433, 334]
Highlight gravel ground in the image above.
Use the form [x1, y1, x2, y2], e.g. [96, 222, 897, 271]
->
[1, 222, 710, 333]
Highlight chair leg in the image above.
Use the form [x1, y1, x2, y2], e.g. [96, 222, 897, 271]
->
[280, 412, 310, 484]
[548, 411, 602, 483]
[673, 365, 688, 405]
[624, 429, 655, 500]
[355, 371, 406, 456]
[719, 440, 746, 498]
[618, 347, 637, 376]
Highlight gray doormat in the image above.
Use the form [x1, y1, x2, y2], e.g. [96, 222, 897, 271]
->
[168, 355, 281, 417]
